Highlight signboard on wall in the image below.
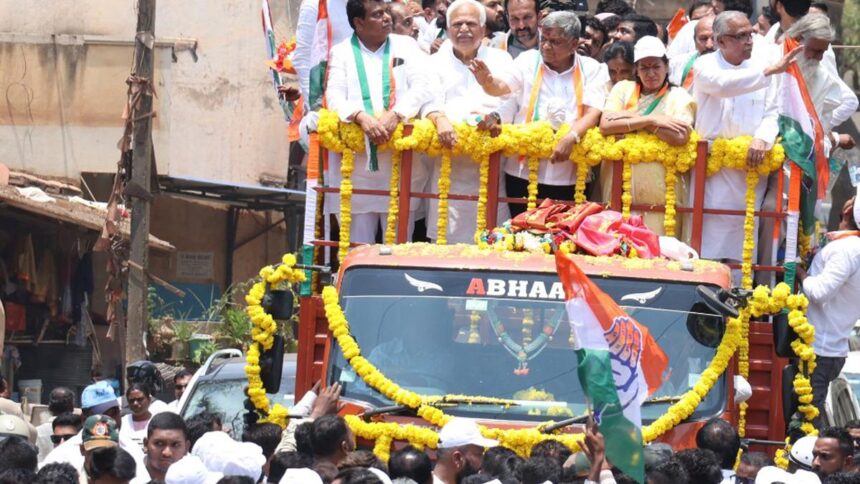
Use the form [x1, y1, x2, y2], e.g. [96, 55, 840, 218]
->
[177, 252, 214, 279]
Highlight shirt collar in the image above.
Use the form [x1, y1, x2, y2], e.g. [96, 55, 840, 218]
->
[356, 36, 389, 54]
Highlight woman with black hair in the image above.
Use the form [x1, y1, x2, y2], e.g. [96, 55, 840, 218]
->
[602, 40, 635, 89]
[85, 446, 136, 484]
[599, 35, 695, 235]
[118, 383, 153, 454]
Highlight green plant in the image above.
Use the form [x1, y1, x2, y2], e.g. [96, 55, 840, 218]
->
[218, 306, 252, 350]
[192, 340, 219, 365]
[171, 321, 196, 343]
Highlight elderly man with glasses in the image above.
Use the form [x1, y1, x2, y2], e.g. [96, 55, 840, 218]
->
[691, 10, 799, 280]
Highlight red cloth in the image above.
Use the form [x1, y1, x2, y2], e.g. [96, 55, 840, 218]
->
[574, 212, 660, 258]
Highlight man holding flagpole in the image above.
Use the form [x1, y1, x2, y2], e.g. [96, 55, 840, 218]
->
[326, 0, 434, 243]
[668, 14, 714, 92]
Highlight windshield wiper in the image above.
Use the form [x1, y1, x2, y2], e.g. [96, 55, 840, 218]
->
[540, 414, 590, 433]
[360, 397, 520, 420]
[642, 395, 683, 406]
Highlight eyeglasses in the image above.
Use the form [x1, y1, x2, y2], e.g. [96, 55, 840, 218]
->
[722, 32, 754, 42]
[50, 433, 77, 445]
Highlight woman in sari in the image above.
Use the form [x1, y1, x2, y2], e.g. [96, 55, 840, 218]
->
[599, 35, 695, 236]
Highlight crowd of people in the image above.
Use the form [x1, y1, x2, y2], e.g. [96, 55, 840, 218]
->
[294, 0, 857, 255]
[3, 376, 860, 483]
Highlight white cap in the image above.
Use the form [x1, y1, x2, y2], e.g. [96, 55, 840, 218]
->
[165, 455, 223, 484]
[280, 468, 324, 484]
[755, 466, 793, 484]
[789, 435, 817, 470]
[192, 431, 266, 481]
[438, 418, 498, 449]
[634, 36, 667, 63]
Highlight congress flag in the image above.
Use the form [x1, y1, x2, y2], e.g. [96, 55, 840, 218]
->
[555, 252, 669, 483]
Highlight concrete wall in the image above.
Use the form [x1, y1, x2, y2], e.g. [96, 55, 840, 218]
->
[0, 0, 298, 185]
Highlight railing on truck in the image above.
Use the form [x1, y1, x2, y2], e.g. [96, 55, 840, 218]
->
[297, 124, 798, 448]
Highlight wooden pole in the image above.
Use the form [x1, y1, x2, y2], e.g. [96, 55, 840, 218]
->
[126, 0, 156, 367]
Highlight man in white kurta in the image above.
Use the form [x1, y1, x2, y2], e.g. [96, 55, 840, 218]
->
[494, 11, 607, 216]
[693, 11, 796, 266]
[326, 0, 434, 243]
[423, 0, 516, 243]
[668, 14, 714, 92]
[786, 14, 858, 156]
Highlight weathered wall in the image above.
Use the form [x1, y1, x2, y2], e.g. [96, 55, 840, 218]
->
[0, 0, 298, 185]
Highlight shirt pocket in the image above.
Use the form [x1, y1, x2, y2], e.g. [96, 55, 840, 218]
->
[732, 88, 767, 129]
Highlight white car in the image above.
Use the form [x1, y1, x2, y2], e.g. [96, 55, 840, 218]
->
[822, 351, 860, 428]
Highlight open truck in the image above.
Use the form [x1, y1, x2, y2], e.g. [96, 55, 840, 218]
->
[282, 129, 832, 454]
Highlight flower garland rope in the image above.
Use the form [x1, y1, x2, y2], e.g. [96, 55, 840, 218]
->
[384, 150, 401, 245]
[437, 151, 452, 244]
[663, 167, 678, 237]
[244, 254, 306, 428]
[475, 156, 490, 242]
[527, 157, 540, 210]
[339, 149, 355, 262]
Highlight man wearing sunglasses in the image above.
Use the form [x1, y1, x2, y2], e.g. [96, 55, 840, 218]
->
[49, 413, 82, 449]
[166, 369, 192, 413]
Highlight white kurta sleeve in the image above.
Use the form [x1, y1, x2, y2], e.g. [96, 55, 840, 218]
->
[294, 0, 319, 102]
[753, 73, 779, 144]
[583, 61, 609, 110]
[831, 77, 859, 130]
[803, 251, 860, 304]
[392, 40, 434, 120]
[326, 45, 365, 123]
[694, 59, 771, 98]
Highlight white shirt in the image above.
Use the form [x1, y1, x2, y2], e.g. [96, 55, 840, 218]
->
[423, 43, 516, 242]
[36, 418, 55, 463]
[325, 34, 434, 215]
[804, 235, 860, 357]
[293, 0, 352, 102]
[801, 61, 859, 155]
[667, 19, 698, 59]
[418, 21, 446, 54]
[497, 50, 608, 185]
[693, 48, 778, 262]
[119, 414, 150, 454]
[41, 430, 148, 484]
[669, 51, 699, 91]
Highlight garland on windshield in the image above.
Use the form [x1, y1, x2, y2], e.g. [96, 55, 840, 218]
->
[318, 279, 807, 460]
[244, 254, 306, 428]
[315, 110, 785, 253]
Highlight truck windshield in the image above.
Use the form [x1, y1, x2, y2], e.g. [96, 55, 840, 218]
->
[328, 267, 726, 423]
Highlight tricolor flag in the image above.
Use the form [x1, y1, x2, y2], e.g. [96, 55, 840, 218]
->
[778, 37, 828, 200]
[308, 0, 333, 110]
[666, 8, 688, 42]
[556, 252, 669, 483]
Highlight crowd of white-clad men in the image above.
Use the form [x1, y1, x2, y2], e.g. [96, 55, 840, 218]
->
[2, 368, 860, 484]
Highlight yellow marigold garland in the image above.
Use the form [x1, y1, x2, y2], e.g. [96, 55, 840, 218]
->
[244, 254, 306, 428]
[437, 152, 452, 244]
[315, 110, 786, 250]
[339, 149, 354, 263]
[664, 167, 678, 237]
[527, 157, 540, 210]
[384, 150, 401, 245]
[621, 161, 633, 219]
[475, 156, 490, 242]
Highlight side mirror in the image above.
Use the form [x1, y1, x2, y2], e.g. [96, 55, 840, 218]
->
[260, 334, 285, 394]
[772, 312, 799, 358]
[696, 285, 740, 319]
[263, 288, 295, 320]
[686, 302, 725, 348]
[783, 363, 799, 425]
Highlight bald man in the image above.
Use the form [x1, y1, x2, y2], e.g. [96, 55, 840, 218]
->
[390, 1, 420, 39]
[669, 14, 714, 91]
